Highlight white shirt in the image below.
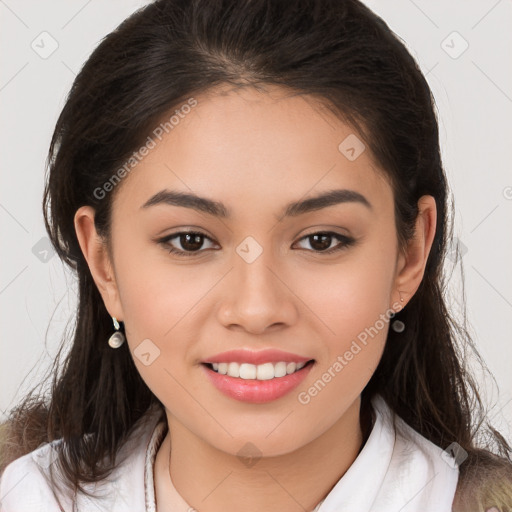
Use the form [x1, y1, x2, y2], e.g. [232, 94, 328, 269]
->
[0, 394, 459, 511]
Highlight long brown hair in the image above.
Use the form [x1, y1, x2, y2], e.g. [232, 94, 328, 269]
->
[2, 0, 511, 509]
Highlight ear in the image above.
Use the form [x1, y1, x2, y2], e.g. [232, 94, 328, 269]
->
[393, 195, 437, 308]
[74, 205, 124, 321]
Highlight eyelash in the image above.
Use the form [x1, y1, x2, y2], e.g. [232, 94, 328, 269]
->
[157, 230, 356, 257]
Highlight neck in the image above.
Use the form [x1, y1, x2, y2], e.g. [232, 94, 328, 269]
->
[154, 396, 369, 512]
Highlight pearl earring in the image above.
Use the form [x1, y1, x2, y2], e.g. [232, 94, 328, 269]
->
[391, 319, 405, 333]
[108, 316, 125, 348]
[391, 291, 405, 333]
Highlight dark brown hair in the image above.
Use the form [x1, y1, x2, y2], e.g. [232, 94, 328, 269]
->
[2, 0, 511, 509]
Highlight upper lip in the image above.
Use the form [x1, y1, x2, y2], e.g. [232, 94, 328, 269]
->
[202, 349, 313, 365]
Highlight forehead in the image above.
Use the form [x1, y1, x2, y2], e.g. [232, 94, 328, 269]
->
[110, 85, 393, 221]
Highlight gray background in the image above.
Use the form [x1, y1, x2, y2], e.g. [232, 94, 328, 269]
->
[1, 1, 511, 440]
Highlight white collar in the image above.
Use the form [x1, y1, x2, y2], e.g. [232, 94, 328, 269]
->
[140, 394, 458, 512]
[316, 394, 459, 511]
[0, 395, 459, 511]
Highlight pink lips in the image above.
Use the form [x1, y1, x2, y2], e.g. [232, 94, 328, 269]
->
[202, 348, 312, 365]
[200, 349, 315, 403]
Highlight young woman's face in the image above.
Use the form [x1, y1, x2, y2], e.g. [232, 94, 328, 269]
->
[80, 85, 425, 457]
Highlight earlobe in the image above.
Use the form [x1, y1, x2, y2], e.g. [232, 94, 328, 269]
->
[393, 195, 437, 307]
[73, 205, 124, 320]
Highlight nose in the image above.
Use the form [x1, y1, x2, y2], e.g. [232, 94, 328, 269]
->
[216, 250, 299, 335]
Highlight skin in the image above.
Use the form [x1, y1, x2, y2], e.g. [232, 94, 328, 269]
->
[74, 84, 436, 512]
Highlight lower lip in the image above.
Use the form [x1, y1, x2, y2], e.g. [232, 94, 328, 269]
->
[200, 361, 315, 403]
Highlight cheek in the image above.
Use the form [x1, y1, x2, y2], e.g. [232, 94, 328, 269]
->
[116, 241, 207, 340]
[296, 288, 389, 428]
[295, 252, 395, 340]
[118, 270, 197, 405]
[291, 242, 395, 397]
[116, 259, 219, 399]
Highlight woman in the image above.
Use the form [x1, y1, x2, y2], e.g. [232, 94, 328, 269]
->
[1, 0, 511, 511]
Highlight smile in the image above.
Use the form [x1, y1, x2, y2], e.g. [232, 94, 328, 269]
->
[207, 360, 311, 380]
[201, 360, 315, 403]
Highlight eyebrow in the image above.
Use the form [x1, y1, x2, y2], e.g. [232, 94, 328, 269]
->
[140, 188, 372, 219]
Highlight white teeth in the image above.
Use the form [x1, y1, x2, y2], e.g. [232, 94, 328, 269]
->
[229, 362, 243, 378]
[209, 361, 308, 380]
[240, 363, 256, 379]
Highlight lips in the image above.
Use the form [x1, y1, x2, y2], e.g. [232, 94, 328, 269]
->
[202, 348, 313, 365]
[201, 359, 315, 403]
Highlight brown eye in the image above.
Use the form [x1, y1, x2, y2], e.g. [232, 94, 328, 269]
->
[294, 232, 355, 254]
[157, 230, 355, 258]
[158, 231, 217, 256]
[176, 233, 204, 251]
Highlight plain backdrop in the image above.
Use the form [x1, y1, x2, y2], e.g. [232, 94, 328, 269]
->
[1, 1, 511, 443]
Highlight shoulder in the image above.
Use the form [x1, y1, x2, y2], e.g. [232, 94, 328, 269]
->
[0, 441, 67, 512]
[371, 395, 460, 508]
[0, 404, 164, 512]
[377, 397, 512, 511]
[374, 395, 460, 477]
[452, 448, 512, 512]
